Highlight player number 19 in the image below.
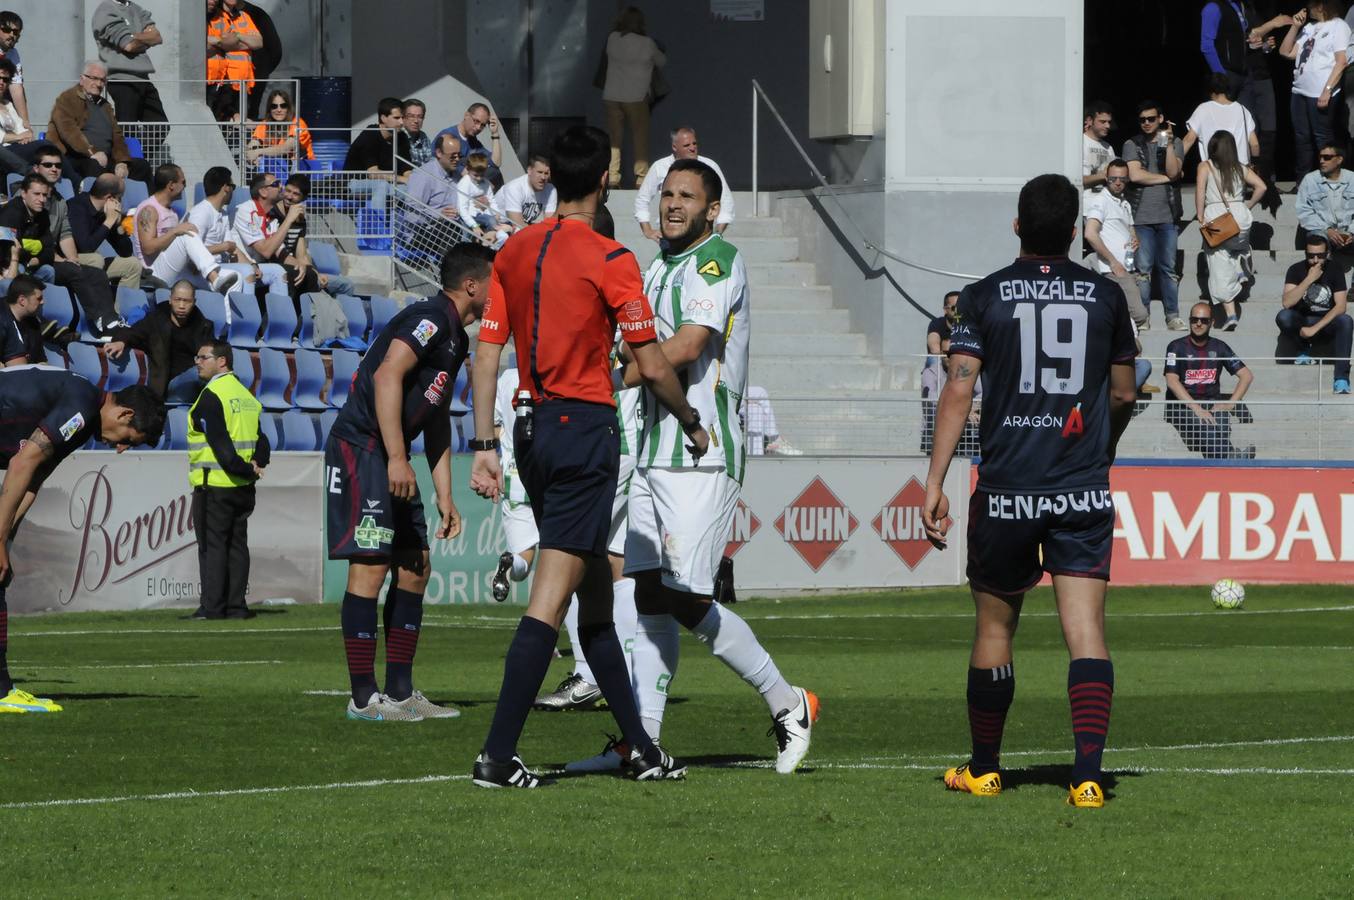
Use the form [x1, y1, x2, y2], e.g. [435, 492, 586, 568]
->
[1013, 303, 1087, 395]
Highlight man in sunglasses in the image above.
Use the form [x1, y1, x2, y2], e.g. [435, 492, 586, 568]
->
[0, 11, 29, 136]
[1164, 301, 1256, 458]
[1123, 101, 1186, 331]
[1084, 159, 1150, 329]
[1295, 143, 1354, 270]
[1279, 233, 1352, 392]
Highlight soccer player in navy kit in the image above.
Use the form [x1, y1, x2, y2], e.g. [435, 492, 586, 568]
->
[326, 243, 493, 723]
[0, 368, 163, 713]
[922, 174, 1140, 808]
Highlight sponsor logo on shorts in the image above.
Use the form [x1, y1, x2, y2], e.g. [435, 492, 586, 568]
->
[58, 412, 85, 442]
[985, 490, 1112, 521]
[871, 477, 936, 570]
[412, 318, 439, 346]
[354, 514, 395, 550]
[364, 499, 382, 512]
[774, 476, 858, 572]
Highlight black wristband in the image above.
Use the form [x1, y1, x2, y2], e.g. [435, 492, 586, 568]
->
[681, 412, 701, 436]
[468, 438, 499, 451]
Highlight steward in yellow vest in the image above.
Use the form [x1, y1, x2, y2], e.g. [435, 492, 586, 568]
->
[185, 340, 270, 619]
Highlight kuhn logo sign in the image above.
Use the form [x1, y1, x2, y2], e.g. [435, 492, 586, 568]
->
[871, 478, 935, 570]
[774, 477, 858, 571]
[724, 499, 761, 558]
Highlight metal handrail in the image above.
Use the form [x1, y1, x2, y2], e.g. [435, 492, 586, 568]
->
[750, 79, 982, 281]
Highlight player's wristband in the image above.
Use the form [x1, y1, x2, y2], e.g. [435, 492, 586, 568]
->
[468, 438, 499, 451]
[681, 412, 702, 436]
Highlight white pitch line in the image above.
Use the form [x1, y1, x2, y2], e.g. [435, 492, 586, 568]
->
[301, 689, 351, 696]
[14, 621, 513, 639]
[747, 603, 1354, 622]
[20, 660, 284, 671]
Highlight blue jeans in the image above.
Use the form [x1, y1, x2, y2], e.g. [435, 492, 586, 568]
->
[1134, 222, 1179, 318]
[1292, 93, 1338, 178]
[1134, 358, 1152, 391]
[1275, 308, 1353, 380]
[319, 273, 356, 296]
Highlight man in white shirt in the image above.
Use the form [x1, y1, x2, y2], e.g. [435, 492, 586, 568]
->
[1082, 100, 1115, 202]
[634, 127, 732, 241]
[494, 155, 557, 228]
[186, 165, 287, 301]
[1183, 72, 1260, 164]
[1084, 159, 1149, 328]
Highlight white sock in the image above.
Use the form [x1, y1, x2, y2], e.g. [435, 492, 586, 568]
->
[510, 553, 530, 581]
[612, 577, 638, 679]
[631, 613, 680, 740]
[692, 602, 797, 715]
[563, 595, 595, 683]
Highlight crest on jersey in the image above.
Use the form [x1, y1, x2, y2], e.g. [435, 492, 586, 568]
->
[1040, 265, 1051, 274]
[697, 259, 723, 282]
[59, 412, 85, 442]
[412, 319, 439, 346]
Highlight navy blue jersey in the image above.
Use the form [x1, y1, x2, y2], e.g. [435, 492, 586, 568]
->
[948, 257, 1137, 494]
[329, 296, 469, 453]
[1163, 336, 1245, 401]
[0, 367, 102, 468]
[0, 305, 26, 364]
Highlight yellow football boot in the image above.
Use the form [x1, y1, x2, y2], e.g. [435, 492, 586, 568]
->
[1067, 781, 1105, 808]
[943, 762, 1002, 796]
[0, 688, 64, 713]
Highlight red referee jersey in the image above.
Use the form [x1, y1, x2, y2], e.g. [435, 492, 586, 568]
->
[480, 217, 657, 406]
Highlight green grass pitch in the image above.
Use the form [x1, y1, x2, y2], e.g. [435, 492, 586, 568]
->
[2, 586, 1352, 897]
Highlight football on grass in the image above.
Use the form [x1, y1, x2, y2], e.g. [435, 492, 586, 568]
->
[1211, 578, 1245, 610]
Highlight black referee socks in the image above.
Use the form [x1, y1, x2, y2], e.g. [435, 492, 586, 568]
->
[483, 616, 558, 762]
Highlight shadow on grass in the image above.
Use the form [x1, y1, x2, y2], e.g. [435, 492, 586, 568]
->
[998, 764, 1141, 798]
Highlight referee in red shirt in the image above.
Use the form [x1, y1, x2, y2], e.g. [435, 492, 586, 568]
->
[469, 125, 708, 788]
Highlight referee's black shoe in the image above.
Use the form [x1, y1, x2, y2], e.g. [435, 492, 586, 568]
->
[491, 551, 513, 602]
[629, 743, 688, 781]
[472, 753, 553, 788]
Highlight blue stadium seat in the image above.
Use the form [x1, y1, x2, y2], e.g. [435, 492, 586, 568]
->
[124, 136, 144, 159]
[116, 287, 152, 325]
[256, 347, 292, 410]
[193, 182, 205, 206]
[4, 172, 19, 195]
[122, 178, 149, 209]
[319, 408, 338, 444]
[309, 241, 341, 276]
[227, 292, 263, 348]
[195, 291, 228, 338]
[262, 293, 298, 347]
[297, 293, 316, 347]
[279, 410, 319, 450]
[338, 295, 369, 344]
[356, 208, 392, 253]
[329, 348, 359, 408]
[80, 176, 96, 193]
[170, 199, 186, 219]
[450, 364, 470, 416]
[258, 411, 280, 451]
[226, 186, 251, 220]
[55, 178, 74, 200]
[258, 156, 292, 182]
[66, 343, 104, 386]
[166, 407, 190, 450]
[104, 349, 143, 392]
[292, 348, 327, 411]
[369, 295, 398, 335]
[409, 429, 425, 457]
[41, 284, 79, 331]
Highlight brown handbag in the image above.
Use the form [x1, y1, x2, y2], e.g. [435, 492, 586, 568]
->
[1201, 167, 1242, 247]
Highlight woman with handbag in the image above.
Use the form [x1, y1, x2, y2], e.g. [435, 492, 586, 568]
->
[599, 6, 666, 188]
[1198, 130, 1266, 330]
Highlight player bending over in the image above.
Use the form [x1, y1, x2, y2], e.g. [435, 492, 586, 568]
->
[922, 173, 1139, 808]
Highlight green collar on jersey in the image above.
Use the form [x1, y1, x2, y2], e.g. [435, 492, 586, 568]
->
[662, 231, 720, 262]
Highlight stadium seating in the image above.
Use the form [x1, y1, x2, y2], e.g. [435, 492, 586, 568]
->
[196, 291, 228, 338]
[450, 364, 470, 415]
[297, 293, 315, 347]
[262, 294, 298, 347]
[319, 408, 338, 444]
[227, 293, 263, 347]
[104, 348, 143, 392]
[369, 295, 399, 335]
[116, 286, 152, 324]
[337, 295, 369, 344]
[54, 178, 74, 200]
[4, 172, 19, 194]
[279, 410, 319, 450]
[256, 347, 292, 409]
[42, 284, 79, 332]
[292, 348, 327, 410]
[227, 186, 251, 220]
[166, 407, 190, 450]
[122, 178, 149, 209]
[309, 241, 342, 276]
[124, 136, 144, 159]
[258, 411, 280, 451]
[409, 429, 425, 456]
[66, 343, 104, 386]
[329, 349, 359, 408]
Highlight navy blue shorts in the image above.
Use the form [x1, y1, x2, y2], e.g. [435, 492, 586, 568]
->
[324, 436, 427, 560]
[516, 400, 619, 557]
[966, 487, 1115, 598]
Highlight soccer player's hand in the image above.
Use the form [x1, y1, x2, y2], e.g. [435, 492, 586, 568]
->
[388, 457, 418, 500]
[686, 425, 710, 464]
[436, 498, 462, 540]
[922, 482, 951, 550]
[470, 450, 503, 502]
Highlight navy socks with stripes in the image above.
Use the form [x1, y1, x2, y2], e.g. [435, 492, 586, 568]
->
[1068, 657, 1114, 784]
[967, 662, 1015, 775]
[341, 592, 379, 707]
[383, 588, 424, 701]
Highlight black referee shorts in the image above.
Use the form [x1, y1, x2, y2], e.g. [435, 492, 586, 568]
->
[516, 399, 619, 557]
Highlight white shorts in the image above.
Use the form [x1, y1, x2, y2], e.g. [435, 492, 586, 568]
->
[623, 467, 740, 595]
[607, 454, 637, 557]
[500, 498, 539, 556]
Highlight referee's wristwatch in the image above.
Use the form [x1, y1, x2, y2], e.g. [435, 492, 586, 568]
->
[681, 411, 702, 435]
[468, 438, 499, 451]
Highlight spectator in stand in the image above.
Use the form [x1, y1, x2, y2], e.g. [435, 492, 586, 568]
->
[1280, 4, 1350, 178]
[601, 6, 665, 188]
[457, 154, 511, 249]
[1, 274, 44, 365]
[67, 172, 145, 293]
[406, 132, 462, 220]
[1245, 8, 1293, 204]
[1082, 100, 1114, 206]
[1084, 159, 1150, 329]
[236, 0, 281, 121]
[1201, 4, 1285, 186]
[48, 61, 153, 186]
[1164, 301, 1256, 459]
[437, 102, 503, 184]
[1197, 131, 1266, 330]
[0, 11, 29, 137]
[1183, 73, 1260, 164]
[344, 96, 412, 214]
[0, 58, 39, 178]
[0, 169, 126, 339]
[106, 279, 218, 403]
[1296, 142, 1354, 270]
[403, 98, 432, 168]
[206, 0, 262, 123]
[742, 387, 803, 456]
[187, 165, 287, 301]
[133, 163, 242, 296]
[92, 0, 167, 125]
[1279, 233, 1352, 393]
[495, 155, 557, 228]
[273, 173, 355, 297]
[920, 290, 982, 454]
[634, 127, 732, 241]
[1123, 101, 1186, 331]
[245, 88, 313, 172]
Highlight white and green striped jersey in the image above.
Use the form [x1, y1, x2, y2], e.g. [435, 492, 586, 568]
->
[493, 367, 528, 504]
[637, 233, 749, 481]
[616, 383, 641, 459]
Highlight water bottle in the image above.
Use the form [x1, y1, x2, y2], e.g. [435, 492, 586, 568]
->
[1122, 246, 1136, 273]
[515, 389, 534, 441]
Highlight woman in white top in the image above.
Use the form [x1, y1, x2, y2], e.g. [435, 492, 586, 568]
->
[0, 57, 39, 178]
[601, 6, 666, 188]
[1280, 2, 1351, 176]
[1197, 131, 1267, 330]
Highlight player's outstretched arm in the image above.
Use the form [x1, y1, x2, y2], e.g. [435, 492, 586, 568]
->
[469, 340, 505, 501]
[373, 341, 421, 500]
[1107, 362, 1139, 464]
[0, 430, 55, 581]
[923, 355, 981, 549]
